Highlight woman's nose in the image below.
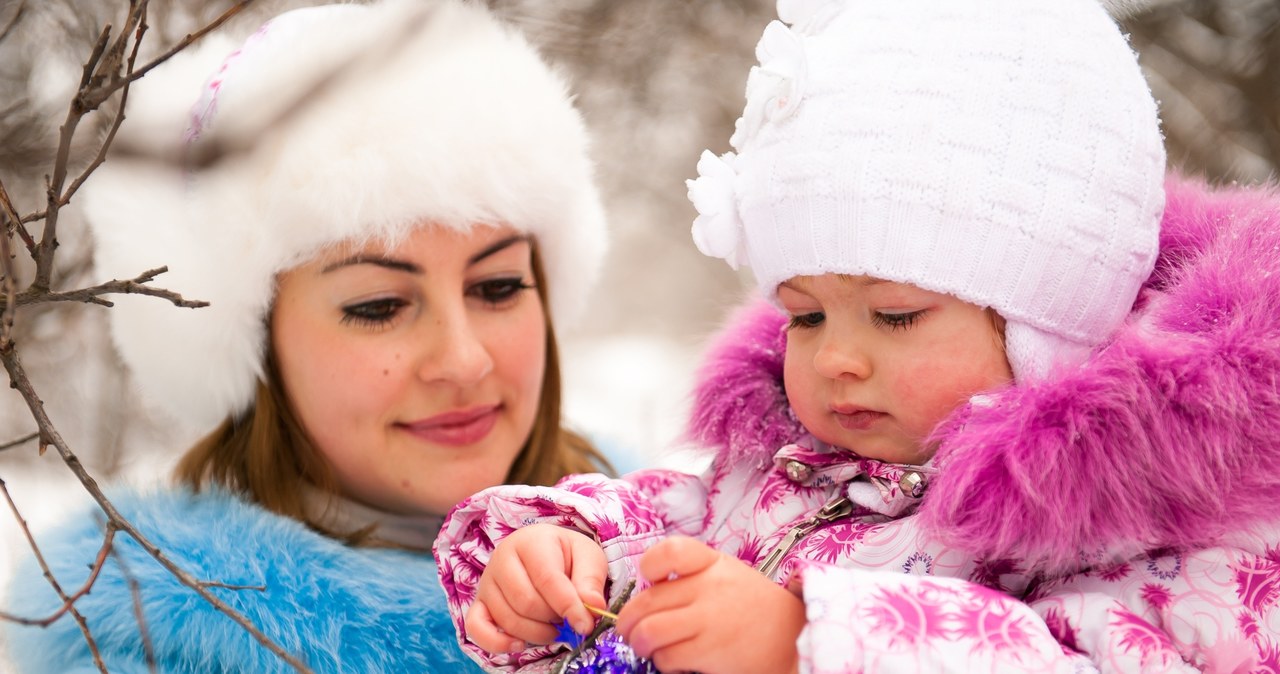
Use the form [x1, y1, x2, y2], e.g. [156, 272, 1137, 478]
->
[417, 310, 494, 386]
[812, 331, 872, 381]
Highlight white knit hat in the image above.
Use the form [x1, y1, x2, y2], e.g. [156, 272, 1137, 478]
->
[688, 0, 1166, 381]
[84, 0, 607, 430]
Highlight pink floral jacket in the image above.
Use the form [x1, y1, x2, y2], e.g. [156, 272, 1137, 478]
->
[437, 177, 1280, 673]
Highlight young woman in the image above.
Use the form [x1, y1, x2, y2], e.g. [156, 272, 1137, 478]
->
[3, 1, 611, 671]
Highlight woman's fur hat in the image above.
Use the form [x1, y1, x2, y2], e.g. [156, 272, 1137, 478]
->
[83, 0, 607, 431]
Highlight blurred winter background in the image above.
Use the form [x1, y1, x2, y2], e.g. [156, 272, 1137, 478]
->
[1, 0, 1278, 668]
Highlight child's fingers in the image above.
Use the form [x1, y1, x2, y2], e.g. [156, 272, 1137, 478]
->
[566, 534, 609, 618]
[622, 607, 700, 667]
[517, 538, 596, 635]
[464, 600, 525, 654]
[637, 536, 720, 584]
[483, 582, 563, 645]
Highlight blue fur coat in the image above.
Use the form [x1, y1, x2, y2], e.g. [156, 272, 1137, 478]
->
[4, 488, 483, 673]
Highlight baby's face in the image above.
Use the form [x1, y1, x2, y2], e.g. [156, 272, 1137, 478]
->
[779, 274, 1012, 465]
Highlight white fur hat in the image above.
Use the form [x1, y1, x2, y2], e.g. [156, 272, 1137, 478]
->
[84, 0, 607, 431]
[688, 0, 1166, 381]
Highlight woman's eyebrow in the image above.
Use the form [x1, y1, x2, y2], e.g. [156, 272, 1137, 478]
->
[320, 234, 528, 273]
[321, 256, 421, 274]
[469, 234, 529, 265]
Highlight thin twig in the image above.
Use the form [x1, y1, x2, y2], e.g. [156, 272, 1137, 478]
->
[556, 580, 636, 673]
[104, 0, 256, 104]
[110, 545, 159, 674]
[200, 581, 268, 592]
[30, 25, 112, 293]
[0, 348, 314, 673]
[1, 224, 14, 346]
[33, 0, 147, 293]
[0, 266, 210, 311]
[55, 1, 149, 220]
[0, 431, 39, 452]
[16, 0, 258, 230]
[0, 179, 37, 255]
[0, 478, 109, 673]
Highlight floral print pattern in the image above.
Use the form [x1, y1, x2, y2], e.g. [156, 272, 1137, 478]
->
[438, 438, 1280, 673]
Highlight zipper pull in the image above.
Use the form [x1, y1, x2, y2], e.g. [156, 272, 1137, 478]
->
[755, 495, 853, 580]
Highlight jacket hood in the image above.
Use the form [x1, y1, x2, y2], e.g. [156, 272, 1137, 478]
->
[686, 175, 1280, 573]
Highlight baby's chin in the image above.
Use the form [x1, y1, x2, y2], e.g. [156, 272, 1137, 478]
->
[822, 433, 933, 466]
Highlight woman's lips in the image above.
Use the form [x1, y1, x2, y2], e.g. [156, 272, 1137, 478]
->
[831, 405, 885, 431]
[398, 405, 500, 446]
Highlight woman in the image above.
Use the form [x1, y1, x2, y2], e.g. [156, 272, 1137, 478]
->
[3, 1, 610, 671]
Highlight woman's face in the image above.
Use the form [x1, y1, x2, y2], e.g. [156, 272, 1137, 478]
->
[271, 224, 546, 516]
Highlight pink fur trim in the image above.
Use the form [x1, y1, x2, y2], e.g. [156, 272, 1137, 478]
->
[921, 175, 1280, 572]
[685, 298, 800, 469]
[688, 175, 1280, 573]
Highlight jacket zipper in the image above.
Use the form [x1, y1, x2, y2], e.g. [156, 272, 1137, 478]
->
[755, 495, 855, 580]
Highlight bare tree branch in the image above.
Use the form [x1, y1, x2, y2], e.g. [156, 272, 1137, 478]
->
[54, 1, 150, 234]
[0, 2, 317, 670]
[0, 179, 37, 256]
[0, 478, 109, 672]
[110, 545, 159, 674]
[16, 0, 259, 230]
[0, 431, 38, 453]
[200, 581, 268, 591]
[0, 348, 314, 672]
[0, 266, 210, 311]
[31, 23, 113, 293]
[85, 0, 257, 109]
[27, 1, 259, 283]
[1, 196, 16, 346]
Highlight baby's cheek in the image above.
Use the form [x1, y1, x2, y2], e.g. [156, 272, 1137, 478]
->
[894, 362, 978, 433]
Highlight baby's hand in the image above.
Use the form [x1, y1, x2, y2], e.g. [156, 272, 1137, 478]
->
[464, 523, 608, 654]
[615, 536, 805, 674]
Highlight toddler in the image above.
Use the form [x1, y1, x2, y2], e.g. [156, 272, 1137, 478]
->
[438, 0, 1280, 672]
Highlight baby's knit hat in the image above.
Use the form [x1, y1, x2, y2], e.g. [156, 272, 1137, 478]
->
[84, 0, 607, 430]
[689, 0, 1166, 381]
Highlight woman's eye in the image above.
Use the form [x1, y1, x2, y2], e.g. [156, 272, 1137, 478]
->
[786, 311, 825, 330]
[871, 310, 926, 331]
[341, 298, 407, 327]
[471, 277, 534, 306]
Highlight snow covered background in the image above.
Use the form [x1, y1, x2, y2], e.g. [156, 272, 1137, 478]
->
[2, 0, 1278, 669]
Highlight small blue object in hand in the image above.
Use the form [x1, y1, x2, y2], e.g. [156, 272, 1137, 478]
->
[556, 619, 584, 649]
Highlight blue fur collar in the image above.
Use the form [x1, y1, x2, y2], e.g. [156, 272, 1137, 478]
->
[4, 487, 482, 673]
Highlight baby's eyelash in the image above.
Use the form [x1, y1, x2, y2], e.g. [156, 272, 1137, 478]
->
[787, 312, 824, 330]
[871, 310, 926, 331]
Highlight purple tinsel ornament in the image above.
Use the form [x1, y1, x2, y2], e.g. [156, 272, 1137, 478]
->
[562, 629, 658, 674]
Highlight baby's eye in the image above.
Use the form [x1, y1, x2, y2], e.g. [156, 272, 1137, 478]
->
[471, 277, 534, 306]
[871, 310, 926, 331]
[341, 298, 407, 327]
[787, 312, 825, 330]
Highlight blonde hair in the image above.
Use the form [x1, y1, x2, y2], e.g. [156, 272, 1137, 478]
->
[173, 246, 609, 542]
